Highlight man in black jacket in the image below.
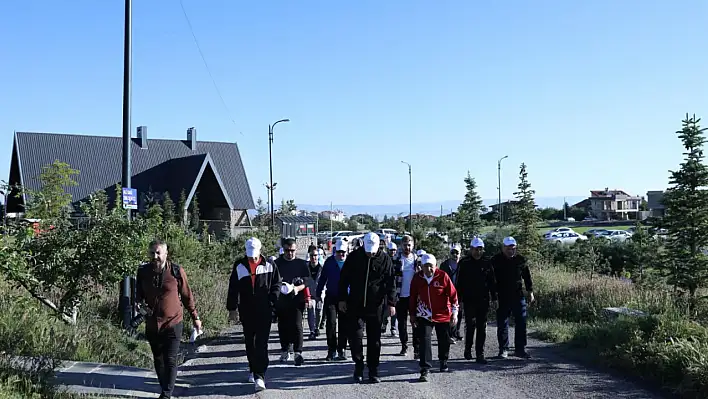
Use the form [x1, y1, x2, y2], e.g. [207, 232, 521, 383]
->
[492, 236, 534, 359]
[274, 237, 312, 366]
[226, 237, 282, 393]
[338, 232, 396, 384]
[456, 237, 497, 363]
[439, 243, 463, 342]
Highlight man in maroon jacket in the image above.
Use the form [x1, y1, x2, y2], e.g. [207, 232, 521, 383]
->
[135, 240, 202, 399]
[409, 253, 459, 382]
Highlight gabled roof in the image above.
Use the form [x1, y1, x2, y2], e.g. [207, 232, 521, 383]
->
[9, 132, 254, 210]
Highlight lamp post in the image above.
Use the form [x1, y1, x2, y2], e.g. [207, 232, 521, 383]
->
[120, 0, 133, 331]
[497, 155, 508, 224]
[401, 161, 412, 233]
[268, 119, 289, 231]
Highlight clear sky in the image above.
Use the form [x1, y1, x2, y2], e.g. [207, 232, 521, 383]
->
[1, 1, 707, 206]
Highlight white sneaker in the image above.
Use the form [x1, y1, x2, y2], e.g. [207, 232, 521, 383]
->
[255, 378, 266, 392]
[247, 372, 255, 383]
[279, 351, 291, 362]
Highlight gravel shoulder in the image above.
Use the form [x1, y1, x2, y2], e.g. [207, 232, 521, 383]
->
[174, 317, 665, 399]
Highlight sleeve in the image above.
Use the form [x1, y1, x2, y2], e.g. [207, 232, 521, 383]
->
[384, 255, 396, 306]
[487, 262, 498, 301]
[304, 287, 312, 302]
[226, 263, 240, 311]
[316, 261, 329, 298]
[446, 274, 459, 316]
[269, 263, 283, 307]
[338, 254, 353, 303]
[178, 267, 199, 321]
[455, 260, 466, 303]
[135, 267, 144, 305]
[408, 276, 419, 319]
[521, 259, 533, 293]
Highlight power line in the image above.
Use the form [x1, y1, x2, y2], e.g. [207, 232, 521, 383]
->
[178, 0, 241, 134]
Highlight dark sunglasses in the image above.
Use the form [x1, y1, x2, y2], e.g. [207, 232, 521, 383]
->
[336, 251, 346, 255]
[284, 249, 296, 253]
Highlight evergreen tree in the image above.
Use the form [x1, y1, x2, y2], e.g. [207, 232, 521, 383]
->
[254, 197, 268, 226]
[512, 163, 541, 254]
[190, 194, 200, 230]
[456, 172, 485, 240]
[177, 189, 187, 227]
[660, 113, 708, 299]
[162, 192, 175, 223]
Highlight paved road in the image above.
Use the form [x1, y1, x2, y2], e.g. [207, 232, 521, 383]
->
[171, 318, 664, 399]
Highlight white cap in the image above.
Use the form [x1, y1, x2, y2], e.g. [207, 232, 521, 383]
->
[279, 247, 284, 255]
[267, 255, 277, 263]
[416, 249, 427, 256]
[503, 236, 517, 246]
[450, 243, 462, 252]
[387, 241, 397, 250]
[334, 239, 349, 252]
[420, 253, 437, 266]
[280, 282, 294, 295]
[470, 237, 485, 248]
[246, 237, 262, 258]
[363, 232, 380, 253]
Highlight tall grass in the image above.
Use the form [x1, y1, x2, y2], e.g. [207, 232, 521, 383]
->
[531, 267, 708, 398]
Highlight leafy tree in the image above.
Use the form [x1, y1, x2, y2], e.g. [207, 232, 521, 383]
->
[456, 172, 485, 240]
[278, 199, 297, 215]
[162, 192, 175, 223]
[659, 113, 708, 299]
[25, 160, 79, 220]
[512, 163, 541, 255]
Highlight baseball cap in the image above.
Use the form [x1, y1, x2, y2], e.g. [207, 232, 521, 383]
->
[450, 243, 462, 252]
[420, 253, 437, 266]
[335, 239, 349, 252]
[246, 237, 262, 258]
[471, 237, 485, 248]
[416, 249, 427, 256]
[503, 236, 517, 246]
[387, 241, 398, 250]
[363, 232, 380, 253]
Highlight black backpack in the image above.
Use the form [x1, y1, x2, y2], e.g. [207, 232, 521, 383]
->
[138, 262, 183, 301]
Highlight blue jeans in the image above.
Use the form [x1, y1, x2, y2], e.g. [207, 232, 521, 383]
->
[496, 297, 528, 352]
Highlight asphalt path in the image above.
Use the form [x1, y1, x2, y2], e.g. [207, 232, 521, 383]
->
[173, 316, 664, 399]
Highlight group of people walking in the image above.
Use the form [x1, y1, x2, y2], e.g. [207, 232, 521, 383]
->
[226, 231, 535, 392]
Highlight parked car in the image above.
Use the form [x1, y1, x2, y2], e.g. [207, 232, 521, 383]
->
[584, 228, 610, 237]
[546, 232, 588, 245]
[543, 227, 575, 239]
[603, 229, 633, 242]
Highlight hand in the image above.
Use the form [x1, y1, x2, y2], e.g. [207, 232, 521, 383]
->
[410, 318, 417, 329]
[294, 285, 306, 293]
[338, 301, 347, 313]
[389, 306, 396, 317]
[527, 292, 535, 304]
[306, 300, 313, 309]
[450, 314, 458, 326]
[193, 319, 203, 331]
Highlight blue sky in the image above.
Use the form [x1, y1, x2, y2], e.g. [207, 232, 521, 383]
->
[1, 1, 707, 207]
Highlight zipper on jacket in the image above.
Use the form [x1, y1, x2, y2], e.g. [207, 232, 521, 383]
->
[364, 256, 371, 307]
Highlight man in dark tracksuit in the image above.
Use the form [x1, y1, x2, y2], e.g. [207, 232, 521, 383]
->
[492, 236, 534, 359]
[338, 233, 396, 383]
[392, 235, 420, 358]
[316, 239, 350, 361]
[439, 243, 463, 342]
[226, 237, 282, 393]
[456, 237, 497, 363]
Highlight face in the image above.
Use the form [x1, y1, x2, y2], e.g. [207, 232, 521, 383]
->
[309, 251, 318, 264]
[379, 240, 386, 250]
[283, 244, 297, 260]
[336, 250, 347, 261]
[422, 262, 436, 277]
[450, 249, 460, 260]
[388, 249, 397, 257]
[402, 240, 413, 255]
[502, 244, 517, 258]
[149, 244, 168, 267]
[470, 246, 484, 259]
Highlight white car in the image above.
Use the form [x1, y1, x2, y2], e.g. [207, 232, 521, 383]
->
[546, 232, 588, 245]
[543, 227, 575, 239]
[603, 229, 633, 242]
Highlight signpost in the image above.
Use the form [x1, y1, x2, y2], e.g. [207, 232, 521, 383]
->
[122, 188, 137, 210]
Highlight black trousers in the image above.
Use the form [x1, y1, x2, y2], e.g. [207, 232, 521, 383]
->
[463, 301, 489, 356]
[395, 298, 420, 353]
[146, 322, 183, 398]
[416, 318, 450, 372]
[449, 303, 464, 338]
[348, 309, 383, 376]
[243, 316, 272, 380]
[277, 306, 304, 353]
[324, 297, 347, 353]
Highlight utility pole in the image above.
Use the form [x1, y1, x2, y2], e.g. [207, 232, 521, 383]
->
[563, 197, 567, 220]
[120, 0, 133, 331]
[268, 119, 289, 231]
[497, 155, 508, 224]
[401, 161, 412, 233]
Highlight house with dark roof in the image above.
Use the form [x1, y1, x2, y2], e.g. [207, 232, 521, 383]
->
[6, 127, 255, 236]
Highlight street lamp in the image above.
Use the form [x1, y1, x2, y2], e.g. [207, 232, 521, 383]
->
[401, 161, 412, 233]
[497, 155, 508, 224]
[269, 119, 290, 231]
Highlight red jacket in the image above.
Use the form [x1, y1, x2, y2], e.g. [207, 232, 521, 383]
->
[409, 269, 459, 323]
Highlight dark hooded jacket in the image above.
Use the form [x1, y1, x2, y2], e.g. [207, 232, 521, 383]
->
[338, 247, 396, 316]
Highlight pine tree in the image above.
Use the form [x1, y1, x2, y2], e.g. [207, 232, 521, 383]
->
[162, 192, 175, 223]
[177, 189, 187, 227]
[456, 172, 485, 240]
[254, 197, 268, 226]
[660, 113, 708, 299]
[512, 163, 541, 254]
[190, 194, 200, 230]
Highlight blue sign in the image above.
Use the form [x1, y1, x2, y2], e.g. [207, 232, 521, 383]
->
[122, 188, 138, 210]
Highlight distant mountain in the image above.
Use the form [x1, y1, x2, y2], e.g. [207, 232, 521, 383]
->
[298, 196, 586, 219]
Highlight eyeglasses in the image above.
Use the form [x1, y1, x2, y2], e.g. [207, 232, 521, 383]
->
[451, 251, 460, 255]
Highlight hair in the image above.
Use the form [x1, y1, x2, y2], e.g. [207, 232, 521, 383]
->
[283, 237, 297, 247]
[308, 244, 317, 253]
[402, 235, 413, 244]
[149, 239, 167, 249]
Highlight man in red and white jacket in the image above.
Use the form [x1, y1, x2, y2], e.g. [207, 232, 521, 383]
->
[409, 253, 459, 382]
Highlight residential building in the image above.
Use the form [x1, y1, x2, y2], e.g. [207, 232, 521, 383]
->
[646, 190, 666, 218]
[6, 128, 255, 236]
[319, 210, 345, 222]
[586, 188, 641, 220]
